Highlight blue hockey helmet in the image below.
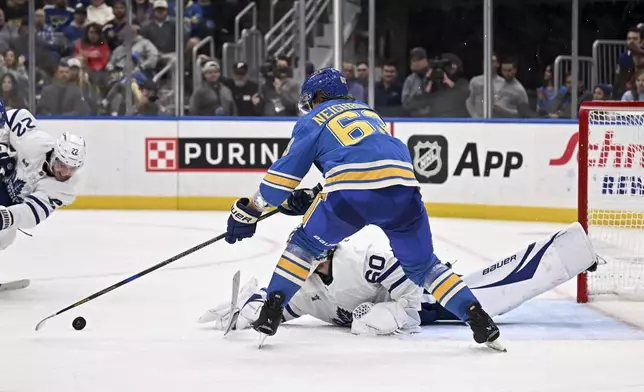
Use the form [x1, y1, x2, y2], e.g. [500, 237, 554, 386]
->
[298, 67, 350, 113]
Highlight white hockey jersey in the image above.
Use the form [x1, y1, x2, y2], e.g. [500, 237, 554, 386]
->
[283, 238, 423, 327]
[0, 109, 79, 228]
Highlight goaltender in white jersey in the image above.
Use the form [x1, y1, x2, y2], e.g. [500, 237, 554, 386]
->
[0, 106, 86, 250]
[200, 222, 597, 335]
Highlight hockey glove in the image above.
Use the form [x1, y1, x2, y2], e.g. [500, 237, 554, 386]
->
[226, 198, 262, 244]
[278, 183, 323, 216]
[0, 206, 14, 231]
[0, 144, 15, 178]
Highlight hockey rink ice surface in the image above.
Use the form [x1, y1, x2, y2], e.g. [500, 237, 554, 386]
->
[1, 211, 644, 392]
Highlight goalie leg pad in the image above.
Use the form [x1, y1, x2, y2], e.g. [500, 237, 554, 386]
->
[463, 222, 597, 317]
[351, 301, 420, 336]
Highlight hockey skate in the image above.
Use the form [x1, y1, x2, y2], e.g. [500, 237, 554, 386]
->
[466, 302, 506, 352]
[252, 291, 285, 348]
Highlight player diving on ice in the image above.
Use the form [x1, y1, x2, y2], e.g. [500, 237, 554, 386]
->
[0, 102, 86, 291]
[202, 222, 597, 336]
[224, 67, 504, 349]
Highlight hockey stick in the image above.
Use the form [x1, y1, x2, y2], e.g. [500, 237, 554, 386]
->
[34, 208, 280, 331]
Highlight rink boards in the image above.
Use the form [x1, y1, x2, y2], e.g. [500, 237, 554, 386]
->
[39, 117, 582, 222]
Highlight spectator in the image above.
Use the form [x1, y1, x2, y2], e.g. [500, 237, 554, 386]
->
[546, 72, 591, 118]
[356, 60, 369, 88]
[35, 9, 57, 48]
[10, 19, 60, 76]
[4, 0, 28, 27]
[44, 0, 75, 32]
[63, 5, 88, 43]
[133, 0, 154, 25]
[615, 27, 642, 97]
[189, 60, 236, 116]
[134, 79, 164, 115]
[87, 0, 114, 26]
[0, 73, 27, 110]
[428, 53, 470, 117]
[141, 1, 195, 56]
[621, 69, 644, 101]
[103, 0, 128, 50]
[0, 49, 28, 95]
[536, 64, 557, 116]
[374, 60, 403, 117]
[185, 0, 215, 39]
[37, 62, 90, 115]
[0, 10, 19, 53]
[223, 61, 260, 116]
[67, 57, 100, 114]
[100, 69, 147, 115]
[402, 47, 431, 117]
[255, 63, 299, 116]
[617, 49, 644, 98]
[593, 84, 612, 100]
[493, 57, 528, 118]
[73, 23, 110, 71]
[466, 53, 504, 117]
[276, 55, 294, 78]
[342, 62, 365, 101]
[107, 24, 159, 73]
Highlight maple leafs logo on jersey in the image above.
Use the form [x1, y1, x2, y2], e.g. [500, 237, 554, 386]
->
[331, 307, 353, 327]
[3, 171, 26, 204]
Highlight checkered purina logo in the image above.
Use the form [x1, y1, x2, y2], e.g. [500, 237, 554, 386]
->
[146, 138, 178, 171]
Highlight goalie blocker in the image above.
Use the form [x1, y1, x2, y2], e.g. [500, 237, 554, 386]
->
[200, 222, 596, 335]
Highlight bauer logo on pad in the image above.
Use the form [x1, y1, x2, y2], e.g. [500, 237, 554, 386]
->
[408, 135, 448, 184]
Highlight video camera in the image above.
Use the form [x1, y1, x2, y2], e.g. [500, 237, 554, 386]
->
[428, 57, 452, 83]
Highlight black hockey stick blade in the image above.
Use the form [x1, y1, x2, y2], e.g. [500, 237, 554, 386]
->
[35, 209, 280, 331]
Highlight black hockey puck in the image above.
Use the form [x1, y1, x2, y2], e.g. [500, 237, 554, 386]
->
[72, 316, 86, 331]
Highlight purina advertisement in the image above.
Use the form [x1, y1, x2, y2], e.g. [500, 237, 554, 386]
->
[37, 118, 579, 221]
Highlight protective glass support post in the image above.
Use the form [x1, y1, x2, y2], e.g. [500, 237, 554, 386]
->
[332, 0, 343, 71]
[297, 0, 307, 84]
[571, 0, 579, 119]
[367, 0, 375, 108]
[124, 0, 133, 115]
[175, 0, 185, 116]
[482, 0, 493, 119]
[28, 1, 36, 113]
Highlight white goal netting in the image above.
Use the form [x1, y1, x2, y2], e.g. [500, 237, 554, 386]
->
[586, 109, 644, 299]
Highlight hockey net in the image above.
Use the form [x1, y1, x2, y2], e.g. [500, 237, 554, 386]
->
[578, 101, 644, 302]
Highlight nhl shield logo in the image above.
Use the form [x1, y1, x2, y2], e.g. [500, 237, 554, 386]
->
[407, 135, 448, 184]
[413, 141, 442, 178]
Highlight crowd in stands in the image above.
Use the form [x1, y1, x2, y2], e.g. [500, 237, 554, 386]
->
[0, 0, 642, 118]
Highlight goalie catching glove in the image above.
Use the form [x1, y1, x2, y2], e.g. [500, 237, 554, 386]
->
[351, 301, 422, 336]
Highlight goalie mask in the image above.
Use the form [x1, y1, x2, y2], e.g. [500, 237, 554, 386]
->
[49, 132, 86, 181]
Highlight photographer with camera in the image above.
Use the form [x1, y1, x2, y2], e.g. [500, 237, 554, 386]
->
[254, 57, 300, 116]
[402, 48, 470, 117]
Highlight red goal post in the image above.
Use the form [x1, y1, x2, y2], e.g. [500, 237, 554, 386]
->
[577, 101, 644, 303]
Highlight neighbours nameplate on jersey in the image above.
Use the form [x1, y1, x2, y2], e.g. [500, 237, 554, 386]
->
[145, 138, 291, 172]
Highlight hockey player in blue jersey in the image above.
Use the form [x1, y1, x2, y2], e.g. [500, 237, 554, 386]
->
[225, 68, 502, 348]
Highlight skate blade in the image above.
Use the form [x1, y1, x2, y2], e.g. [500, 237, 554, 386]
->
[258, 333, 268, 349]
[484, 340, 507, 352]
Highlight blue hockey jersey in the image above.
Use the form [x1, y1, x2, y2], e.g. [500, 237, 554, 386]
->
[43, 5, 74, 32]
[259, 100, 418, 207]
